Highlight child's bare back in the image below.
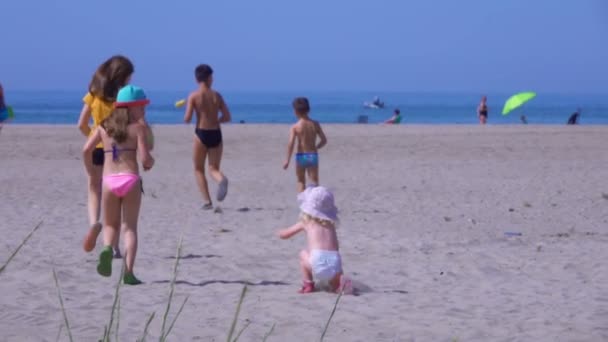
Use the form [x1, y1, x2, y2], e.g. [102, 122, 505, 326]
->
[302, 220, 339, 252]
[188, 88, 226, 130]
[292, 118, 324, 153]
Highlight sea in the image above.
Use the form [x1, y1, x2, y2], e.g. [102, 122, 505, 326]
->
[3, 91, 607, 125]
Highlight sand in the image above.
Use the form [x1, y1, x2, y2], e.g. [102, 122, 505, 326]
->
[0, 124, 607, 341]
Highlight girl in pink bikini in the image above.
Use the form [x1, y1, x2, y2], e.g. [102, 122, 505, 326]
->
[82, 85, 154, 285]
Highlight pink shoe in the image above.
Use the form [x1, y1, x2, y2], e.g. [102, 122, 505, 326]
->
[298, 281, 315, 294]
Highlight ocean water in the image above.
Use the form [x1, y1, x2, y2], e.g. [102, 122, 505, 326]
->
[3, 90, 608, 125]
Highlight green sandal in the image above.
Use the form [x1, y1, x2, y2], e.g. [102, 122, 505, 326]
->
[123, 272, 143, 285]
[97, 246, 113, 277]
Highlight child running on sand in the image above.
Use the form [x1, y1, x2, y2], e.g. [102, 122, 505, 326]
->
[78, 56, 134, 257]
[82, 85, 154, 285]
[283, 97, 327, 193]
[277, 186, 352, 294]
[184, 64, 231, 209]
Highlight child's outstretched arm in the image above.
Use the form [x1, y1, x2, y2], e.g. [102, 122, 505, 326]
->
[218, 93, 232, 123]
[315, 122, 327, 149]
[82, 127, 101, 175]
[136, 124, 155, 171]
[283, 126, 296, 169]
[183, 94, 195, 124]
[277, 222, 304, 240]
[77, 104, 93, 137]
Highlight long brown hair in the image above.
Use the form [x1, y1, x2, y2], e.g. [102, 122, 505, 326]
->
[88, 56, 134, 102]
[101, 108, 130, 143]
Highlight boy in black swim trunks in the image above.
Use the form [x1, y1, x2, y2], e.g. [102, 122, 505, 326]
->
[283, 97, 327, 193]
[184, 64, 232, 209]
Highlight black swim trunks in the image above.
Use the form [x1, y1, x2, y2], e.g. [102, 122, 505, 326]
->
[92, 147, 104, 166]
[479, 105, 488, 117]
[195, 129, 223, 149]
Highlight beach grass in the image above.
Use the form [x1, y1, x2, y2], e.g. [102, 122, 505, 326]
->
[0, 220, 43, 275]
[34, 231, 347, 341]
[226, 285, 248, 342]
[101, 265, 124, 342]
[159, 235, 189, 342]
[319, 289, 344, 341]
[48, 237, 190, 342]
[137, 312, 156, 342]
[261, 323, 276, 342]
[52, 268, 74, 342]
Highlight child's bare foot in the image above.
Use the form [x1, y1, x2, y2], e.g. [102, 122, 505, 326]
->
[298, 280, 315, 294]
[83, 222, 102, 252]
[334, 275, 354, 295]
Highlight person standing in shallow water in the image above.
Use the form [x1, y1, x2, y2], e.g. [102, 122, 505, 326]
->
[477, 96, 488, 125]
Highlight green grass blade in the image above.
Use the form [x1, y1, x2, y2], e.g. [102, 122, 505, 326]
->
[115, 297, 121, 342]
[319, 291, 343, 342]
[137, 312, 155, 342]
[164, 296, 190, 339]
[262, 323, 276, 342]
[55, 324, 63, 342]
[52, 268, 74, 342]
[226, 286, 248, 342]
[160, 236, 184, 342]
[232, 320, 251, 342]
[163, 296, 189, 340]
[0, 220, 43, 275]
[104, 265, 124, 342]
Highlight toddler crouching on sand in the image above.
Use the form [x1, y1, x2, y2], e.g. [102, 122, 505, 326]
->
[278, 186, 353, 294]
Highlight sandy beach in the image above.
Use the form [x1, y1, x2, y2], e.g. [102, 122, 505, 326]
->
[1, 124, 607, 341]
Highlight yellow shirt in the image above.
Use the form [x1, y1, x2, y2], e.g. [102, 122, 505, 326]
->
[83, 93, 114, 148]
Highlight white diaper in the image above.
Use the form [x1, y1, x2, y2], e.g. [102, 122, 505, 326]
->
[310, 249, 342, 282]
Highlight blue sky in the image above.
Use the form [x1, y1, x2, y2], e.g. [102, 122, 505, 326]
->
[1, 0, 606, 92]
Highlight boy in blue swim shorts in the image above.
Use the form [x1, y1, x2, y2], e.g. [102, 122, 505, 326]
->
[283, 97, 327, 193]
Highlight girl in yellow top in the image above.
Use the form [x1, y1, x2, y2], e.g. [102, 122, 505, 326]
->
[77, 55, 134, 257]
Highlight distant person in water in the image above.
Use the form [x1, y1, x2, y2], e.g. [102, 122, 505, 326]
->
[372, 96, 384, 108]
[520, 115, 528, 124]
[567, 109, 580, 125]
[383, 108, 402, 124]
[373, 96, 381, 106]
[477, 96, 488, 125]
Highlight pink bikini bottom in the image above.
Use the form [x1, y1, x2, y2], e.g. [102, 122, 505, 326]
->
[103, 173, 140, 198]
